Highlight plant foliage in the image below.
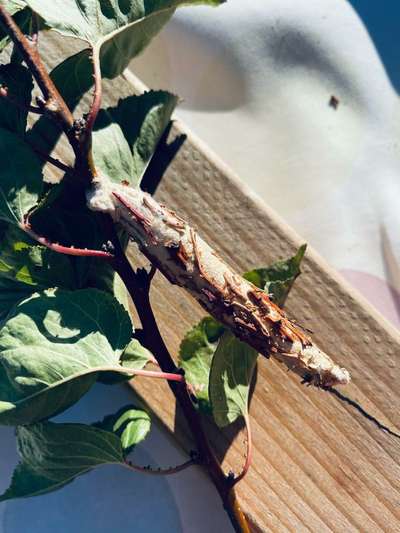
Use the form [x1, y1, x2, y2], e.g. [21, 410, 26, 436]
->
[0, 2, 307, 524]
[180, 246, 307, 426]
[0, 0, 225, 501]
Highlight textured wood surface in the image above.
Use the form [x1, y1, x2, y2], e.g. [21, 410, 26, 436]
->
[124, 78, 400, 532]
[42, 36, 400, 532]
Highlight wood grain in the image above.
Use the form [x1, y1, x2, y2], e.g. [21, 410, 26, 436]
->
[126, 86, 400, 532]
[41, 35, 400, 532]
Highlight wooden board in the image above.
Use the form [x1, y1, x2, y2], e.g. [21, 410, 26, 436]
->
[42, 37, 400, 532]
[123, 76, 400, 533]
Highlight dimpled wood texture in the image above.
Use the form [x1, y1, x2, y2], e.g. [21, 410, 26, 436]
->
[40, 35, 400, 532]
[127, 116, 400, 531]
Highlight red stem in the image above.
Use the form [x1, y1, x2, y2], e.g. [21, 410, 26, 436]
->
[130, 368, 185, 383]
[231, 414, 253, 486]
[0, 6, 74, 130]
[85, 50, 102, 137]
[20, 223, 114, 259]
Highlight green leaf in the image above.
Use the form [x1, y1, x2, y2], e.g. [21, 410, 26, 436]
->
[0, 128, 42, 225]
[0, 288, 133, 425]
[96, 404, 151, 456]
[0, 63, 33, 135]
[209, 331, 258, 428]
[0, 1, 26, 17]
[179, 317, 224, 414]
[243, 244, 307, 306]
[121, 339, 153, 370]
[87, 258, 129, 310]
[179, 247, 307, 423]
[50, 49, 94, 108]
[27, 184, 108, 289]
[0, 225, 76, 289]
[0, 421, 125, 501]
[93, 91, 178, 185]
[0, 2, 32, 53]
[97, 337, 153, 385]
[92, 119, 133, 184]
[0, 276, 33, 321]
[26, 49, 93, 156]
[26, 0, 225, 79]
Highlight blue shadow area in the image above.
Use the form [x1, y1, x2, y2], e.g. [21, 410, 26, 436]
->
[348, 0, 400, 93]
[0, 385, 183, 533]
[2, 460, 180, 533]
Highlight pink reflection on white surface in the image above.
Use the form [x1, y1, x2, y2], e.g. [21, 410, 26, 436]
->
[341, 269, 400, 329]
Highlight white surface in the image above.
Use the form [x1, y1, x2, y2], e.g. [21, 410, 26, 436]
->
[0, 384, 232, 533]
[132, 0, 400, 330]
[1, 2, 399, 532]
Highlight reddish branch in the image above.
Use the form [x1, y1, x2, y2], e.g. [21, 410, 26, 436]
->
[231, 415, 253, 487]
[0, 6, 100, 182]
[0, 6, 76, 144]
[21, 222, 114, 259]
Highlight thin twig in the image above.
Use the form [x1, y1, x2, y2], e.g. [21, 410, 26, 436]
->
[131, 368, 185, 383]
[123, 458, 196, 476]
[27, 142, 72, 173]
[0, 86, 43, 114]
[230, 414, 253, 486]
[61, 364, 186, 383]
[92, 365, 186, 383]
[0, 6, 78, 153]
[20, 223, 114, 259]
[148, 264, 157, 283]
[75, 50, 103, 179]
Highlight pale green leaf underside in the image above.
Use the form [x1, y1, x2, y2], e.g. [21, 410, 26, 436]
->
[179, 317, 224, 413]
[0, 2, 32, 53]
[121, 339, 153, 370]
[181, 246, 307, 425]
[0, 128, 42, 225]
[96, 404, 151, 455]
[27, 0, 224, 79]
[1, 1, 27, 15]
[0, 288, 133, 425]
[92, 121, 133, 184]
[0, 421, 124, 501]
[0, 225, 75, 289]
[93, 91, 178, 186]
[26, 0, 224, 44]
[209, 331, 258, 428]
